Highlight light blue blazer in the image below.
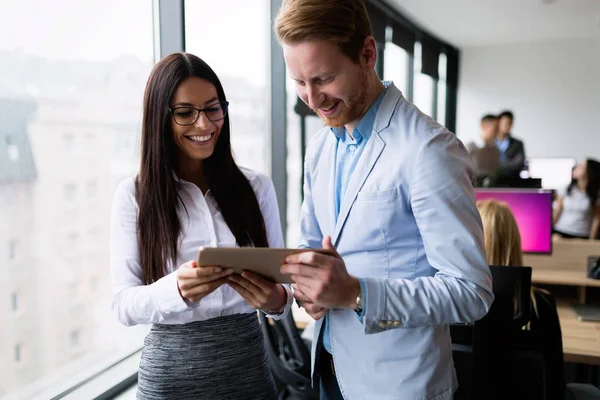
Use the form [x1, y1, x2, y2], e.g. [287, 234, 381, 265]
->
[299, 83, 494, 400]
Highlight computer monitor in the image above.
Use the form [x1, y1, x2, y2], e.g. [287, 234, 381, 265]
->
[526, 157, 576, 191]
[475, 189, 553, 254]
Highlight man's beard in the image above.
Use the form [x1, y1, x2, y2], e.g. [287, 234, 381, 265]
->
[314, 72, 369, 129]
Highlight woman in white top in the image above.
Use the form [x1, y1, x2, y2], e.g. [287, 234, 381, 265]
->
[553, 158, 600, 240]
[110, 53, 292, 400]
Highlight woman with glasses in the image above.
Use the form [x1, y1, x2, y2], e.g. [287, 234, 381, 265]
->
[109, 52, 290, 399]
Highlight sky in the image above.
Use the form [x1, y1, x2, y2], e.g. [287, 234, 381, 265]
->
[0, 0, 154, 62]
[185, 0, 270, 86]
[0, 0, 270, 85]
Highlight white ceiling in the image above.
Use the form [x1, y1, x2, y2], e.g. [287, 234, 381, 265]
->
[387, 0, 600, 48]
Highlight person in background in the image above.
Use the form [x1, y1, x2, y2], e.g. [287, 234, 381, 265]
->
[496, 110, 526, 179]
[110, 52, 292, 400]
[467, 114, 501, 183]
[553, 158, 600, 240]
[477, 199, 565, 399]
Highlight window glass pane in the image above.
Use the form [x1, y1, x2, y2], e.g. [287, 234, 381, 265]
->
[285, 75, 324, 247]
[286, 74, 303, 248]
[383, 42, 410, 95]
[185, 0, 270, 176]
[0, 0, 153, 397]
[413, 42, 434, 117]
[414, 74, 434, 117]
[437, 53, 447, 126]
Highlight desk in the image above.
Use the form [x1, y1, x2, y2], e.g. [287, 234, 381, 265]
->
[524, 239, 600, 365]
[532, 270, 600, 303]
[532, 270, 600, 288]
[558, 303, 600, 365]
[524, 238, 600, 303]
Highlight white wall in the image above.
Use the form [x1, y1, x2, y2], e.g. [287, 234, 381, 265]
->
[456, 37, 600, 162]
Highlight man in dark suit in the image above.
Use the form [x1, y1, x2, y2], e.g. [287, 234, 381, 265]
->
[496, 110, 525, 179]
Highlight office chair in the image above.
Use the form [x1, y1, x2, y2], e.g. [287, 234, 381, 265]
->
[259, 311, 320, 400]
[452, 265, 533, 400]
[452, 266, 600, 400]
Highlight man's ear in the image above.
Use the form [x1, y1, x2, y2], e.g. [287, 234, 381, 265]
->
[361, 36, 378, 69]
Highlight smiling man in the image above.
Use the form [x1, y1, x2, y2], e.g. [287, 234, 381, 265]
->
[275, 1, 494, 399]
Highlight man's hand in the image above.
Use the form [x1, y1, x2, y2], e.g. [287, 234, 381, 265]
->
[293, 284, 327, 320]
[281, 236, 360, 310]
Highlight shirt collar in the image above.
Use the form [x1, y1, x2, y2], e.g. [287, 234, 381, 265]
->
[496, 137, 510, 148]
[172, 172, 211, 194]
[330, 81, 389, 142]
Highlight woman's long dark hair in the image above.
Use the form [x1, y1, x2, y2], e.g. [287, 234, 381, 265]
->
[567, 158, 600, 208]
[136, 53, 269, 284]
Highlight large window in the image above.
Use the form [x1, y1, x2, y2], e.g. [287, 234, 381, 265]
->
[185, 0, 271, 176]
[412, 42, 435, 117]
[0, 0, 153, 398]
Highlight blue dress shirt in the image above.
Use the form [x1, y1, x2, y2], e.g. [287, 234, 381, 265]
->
[495, 137, 510, 164]
[321, 88, 387, 354]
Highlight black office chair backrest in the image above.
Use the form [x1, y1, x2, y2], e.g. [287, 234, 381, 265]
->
[486, 265, 532, 328]
[258, 312, 319, 400]
[452, 265, 533, 400]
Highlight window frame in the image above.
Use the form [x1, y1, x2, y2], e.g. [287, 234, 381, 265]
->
[8, 1, 185, 398]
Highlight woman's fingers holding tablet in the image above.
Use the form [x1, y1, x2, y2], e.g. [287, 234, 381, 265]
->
[178, 261, 232, 281]
[227, 272, 269, 308]
[194, 265, 232, 279]
[228, 272, 286, 312]
[180, 277, 231, 302]
[177, 261, 233, 302]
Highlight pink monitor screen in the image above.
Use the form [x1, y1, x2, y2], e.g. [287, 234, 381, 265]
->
[475, 189, 553, 254]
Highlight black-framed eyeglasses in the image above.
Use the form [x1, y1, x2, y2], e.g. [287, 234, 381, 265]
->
[169, 101, 229, 126]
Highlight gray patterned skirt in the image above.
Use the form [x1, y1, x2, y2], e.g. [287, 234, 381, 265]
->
[137, 312, 277, 400]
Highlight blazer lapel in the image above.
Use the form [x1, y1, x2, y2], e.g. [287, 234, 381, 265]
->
[330, 82, 402, 246]
[332, 133, 385, 245]
[315, 133, 338, 237]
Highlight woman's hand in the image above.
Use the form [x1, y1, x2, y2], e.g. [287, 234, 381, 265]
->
[227, 272, 287, 312]
[177, 260, 233, 302]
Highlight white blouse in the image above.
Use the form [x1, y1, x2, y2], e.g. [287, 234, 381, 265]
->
[110, 167, 292, 326]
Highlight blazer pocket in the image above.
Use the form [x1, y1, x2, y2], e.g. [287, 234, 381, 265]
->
[356, 187, 399, 202]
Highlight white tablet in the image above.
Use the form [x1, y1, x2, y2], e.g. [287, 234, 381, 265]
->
[196, 247, 332, 284]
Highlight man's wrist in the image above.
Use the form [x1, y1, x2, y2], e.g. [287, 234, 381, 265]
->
[346, 276, 361, 310]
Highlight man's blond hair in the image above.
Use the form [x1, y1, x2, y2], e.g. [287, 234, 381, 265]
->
[274, 0, 373, 63]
